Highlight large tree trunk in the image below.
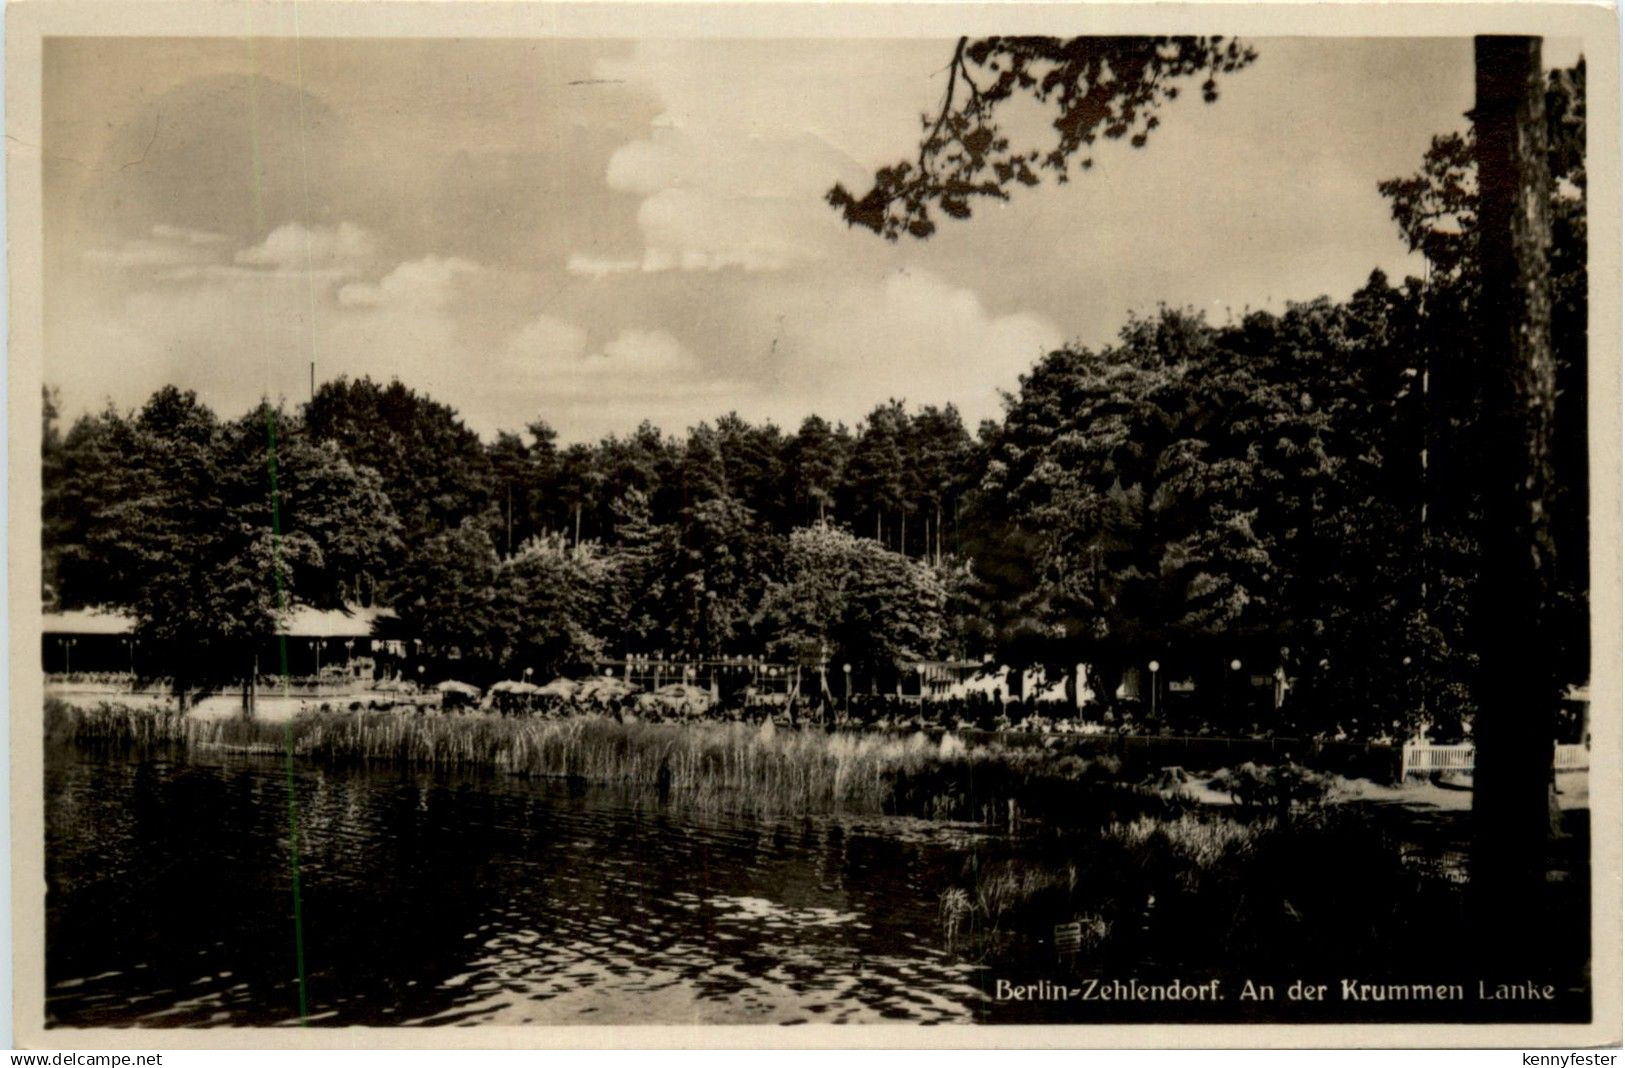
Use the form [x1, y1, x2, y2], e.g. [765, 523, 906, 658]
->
[1469, 35, 1560, 966]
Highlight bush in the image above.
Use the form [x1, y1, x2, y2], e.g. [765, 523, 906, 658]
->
[1208, 760, 1334, 810]
[940, 808, 1465, 976]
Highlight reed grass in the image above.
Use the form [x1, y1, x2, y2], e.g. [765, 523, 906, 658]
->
[1104, 812, 1271, 870]
[46, 700, 1160, 820]
[939, 806, 1477, 975]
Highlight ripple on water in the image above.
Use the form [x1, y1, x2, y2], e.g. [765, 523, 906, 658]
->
[48, 752, 988, 1027]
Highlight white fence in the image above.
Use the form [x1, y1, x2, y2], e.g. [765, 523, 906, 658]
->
[1401, 741, 1589, 778]
[1554, 743, 1590, 770]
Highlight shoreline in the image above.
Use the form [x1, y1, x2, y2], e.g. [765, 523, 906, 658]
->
[47, 699, 1590, 823]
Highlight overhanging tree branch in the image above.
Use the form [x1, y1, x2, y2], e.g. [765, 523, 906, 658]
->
[828, 36, 1258, 240]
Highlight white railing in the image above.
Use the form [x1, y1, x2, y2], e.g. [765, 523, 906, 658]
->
[1401, 741, 1590, 778]
[1401, 743, 1475, 777]
[1554, 743, 1590, 770]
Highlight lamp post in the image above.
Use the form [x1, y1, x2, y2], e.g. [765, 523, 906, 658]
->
[842, 663, 852, 718]
[1228, 658, 1242, 721]
[62, 637, 76, 675]
[1148, 660, 1160, 721]
[345, 639, 355, 670]
[1401, 655, 1417, 739]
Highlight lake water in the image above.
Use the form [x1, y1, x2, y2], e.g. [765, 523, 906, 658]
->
[47, 747, 1001, 1027]
[45, 745, 1592, 1028]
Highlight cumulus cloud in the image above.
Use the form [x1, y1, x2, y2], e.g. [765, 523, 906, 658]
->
[50, 264, 330, 420]
[749, 270, 1064, 427]
[596, 129, 856, 273]
[597, 329, 694, 375]
[337, 255, 480, 310]
[502, 313, 588, 363]
[503, 324, 702, 393]
[581, 40, 943, 276]
[469, 317, 751, 438]
[633, 187, 820, 273]
[54, 46, 1062, 446]
[83, 224, 231, 270]
[235, 221, 377, 273]
[51, 37, 1486, 456]
[87, 220, 404, 295]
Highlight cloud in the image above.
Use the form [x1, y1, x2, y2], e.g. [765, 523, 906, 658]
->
[489, 271, 1058, 438]
[597, 329, 694, 375]
[55, 230, 488, 431]
[150, 223, 230, 246]
[485, 319, 748, 436]
[50, 37, 1484, 457]
[337, 255, 480, 310]
[503, 313, 589, 363]
[49, 264, 333, 421]
[234, 221, 377, 273]
[83, 224, 230, 270]
[87, 221, 394, 289]
[581, 40, 945, 276]
[596, 129, 857, 273]
[748, 270, 1064, 427]
[84, 240, 213, 271]
[565, 253, 642, 279]
[633, 187, 823, 273]
[503, 324, 703, 395]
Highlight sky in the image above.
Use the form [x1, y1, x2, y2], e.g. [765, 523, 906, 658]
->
[42, 36, 1520, 443]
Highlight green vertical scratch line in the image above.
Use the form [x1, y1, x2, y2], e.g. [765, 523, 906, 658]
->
[283, 723, 309, 1025]
[242, 23, 309, 1025]
[265, 408, 309, 1026]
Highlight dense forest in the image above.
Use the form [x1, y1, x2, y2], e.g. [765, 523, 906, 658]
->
[41, 63, 1588, 736]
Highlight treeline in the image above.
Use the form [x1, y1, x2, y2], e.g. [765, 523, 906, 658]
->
[43, 380, 974, 686]
[303, 381, 981, 568]
[40, 65, 1589, 731]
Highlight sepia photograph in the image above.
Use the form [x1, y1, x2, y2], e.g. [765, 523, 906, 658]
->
[7, 0, 1620, 1048]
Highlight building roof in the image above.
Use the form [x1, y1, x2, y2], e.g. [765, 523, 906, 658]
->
[42, 605, 394, 638]
[42, 608, 136, 635]
[277, 605, 394, 638]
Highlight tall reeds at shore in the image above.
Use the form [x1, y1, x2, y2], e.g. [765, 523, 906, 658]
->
[937, 807, 1486, 978]
[46, 700, 1176, 821]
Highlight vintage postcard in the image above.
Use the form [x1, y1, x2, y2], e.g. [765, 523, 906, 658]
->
[7, 0, 1620, 1050]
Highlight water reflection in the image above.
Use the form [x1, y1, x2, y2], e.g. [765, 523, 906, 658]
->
[47, 750, 991, 1027]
